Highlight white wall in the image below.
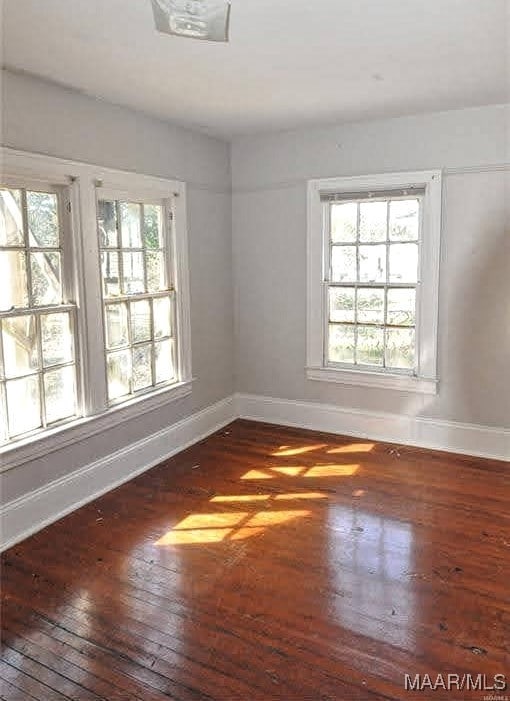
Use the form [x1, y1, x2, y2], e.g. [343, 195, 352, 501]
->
[232, 105, 510, 430]
[1, 70, 234, 503]
[1, 72, 508, 513]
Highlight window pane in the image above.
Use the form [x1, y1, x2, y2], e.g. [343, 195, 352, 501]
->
[328, 324, 355, 363]
[6, 375, 41, 436]
[101, 251, 120, 297]
[144, 205, 164, 249]
[107, 350, 131, 400]
[130, 299, 152, 342]
[387, 288, 416, 326]
[155, 339, 175, 383]
[122, 252, 145, 294]
[44, 366, 76, 423]
[146, 252, 167, 292]
[0, 251, 28, 310]
[98, 200, 118, 248]
[27, 192, 59, 248]
[331, 246, 356, 282]
[386, 328, 415, 369]
[357, 288, 384, 324]
[153, 296, 172, 338]
[0, 189, 24, 246]
[359, 244, 386, 283]
[329, 288, 355, 323]
[389, 199, 419, 241]
[389, 243, 418, 283]
[359, 201, 387, 242]
[357, 326, 384, 365]
[132, 344, 153, 391]
[30, 251, 62, 306]
[41, 313, 74, 367]
[120, 202, 142, 248]
[2, 315, 39, 378]
[105, 303, 129, 349]
[331, 203, 357, 243]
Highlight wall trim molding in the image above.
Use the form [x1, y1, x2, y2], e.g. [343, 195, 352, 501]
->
[232, 163, 510, 195]
[0, 396, 236, 552]
[2, 392, 507, 552]
[1, 146, 231, 196]
[236, 393, 510, 462]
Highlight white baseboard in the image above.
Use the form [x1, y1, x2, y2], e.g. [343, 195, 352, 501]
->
[2, 392, 507, 552]
[236, 393, 509, 462]
[0, 396, 236, 552]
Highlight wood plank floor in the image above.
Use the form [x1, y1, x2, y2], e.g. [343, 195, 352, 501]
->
[1, 419, 509, 701]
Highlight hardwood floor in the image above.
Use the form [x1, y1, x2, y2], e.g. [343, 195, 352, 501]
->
[1, 419, 509, 701]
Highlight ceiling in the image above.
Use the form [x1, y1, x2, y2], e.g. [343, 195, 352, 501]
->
[3, 0, 509, 138]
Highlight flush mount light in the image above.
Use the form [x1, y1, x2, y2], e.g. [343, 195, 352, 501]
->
[151, 0, 231, 42]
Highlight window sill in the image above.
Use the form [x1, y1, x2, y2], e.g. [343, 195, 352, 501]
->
[306, 366, 438, 394]
[0, 380, 193, 473]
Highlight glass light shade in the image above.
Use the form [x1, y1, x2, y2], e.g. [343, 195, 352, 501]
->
[152, 0, 231, 42]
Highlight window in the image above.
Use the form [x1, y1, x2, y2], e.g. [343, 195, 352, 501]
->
[307, 171, 441, 393]
[0, 151, 192, 459]
[97, 195, 176, 403]
[0, 183, 78, 442]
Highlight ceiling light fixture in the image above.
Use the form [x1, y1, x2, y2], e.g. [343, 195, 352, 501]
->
[151, 0, 231, 42]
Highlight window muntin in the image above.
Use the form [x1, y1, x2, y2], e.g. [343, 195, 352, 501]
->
[325, 194, 422, 374]
[0, 185, 78, 443]
[0, 155, 191, 458]
[97, 197, 177, 404]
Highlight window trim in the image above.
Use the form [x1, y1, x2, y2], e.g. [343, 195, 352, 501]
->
[0, 148, 193, 468]
[0, 178, 82, 440]
[96, 187, 179, 403]
[306, 170, 442, 394]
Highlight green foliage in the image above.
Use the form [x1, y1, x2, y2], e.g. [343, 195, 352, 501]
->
[143, 205, 162, 249]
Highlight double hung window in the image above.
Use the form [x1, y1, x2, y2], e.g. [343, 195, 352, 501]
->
[307, 171, 442, 393]
[0, 151, 192, 459]
[0, 183, 78, 442]
[98, 194, 177, 402]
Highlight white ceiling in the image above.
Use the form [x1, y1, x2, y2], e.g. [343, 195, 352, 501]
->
[3, 0, 509, 138]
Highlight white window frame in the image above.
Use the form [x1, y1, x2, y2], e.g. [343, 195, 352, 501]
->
[96, 184, 183, 405]
[0, 177, 81, 441]
[307, 170, 442, 394]
[0, 149, 192, 470]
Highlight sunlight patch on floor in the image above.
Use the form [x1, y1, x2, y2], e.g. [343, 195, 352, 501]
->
[327, 443, 375, 454]
[211, 494, 271, 503]
[156, 509, 312, 545]
[211, 492, 328, 504]
[275, 492, 327, 500]
[272, 444, 328, 457]
[174, 512, 249, 530]
[241, 464, 359, 479]
[304, 464, 359, 477]
[157, 440, 362, 546]
[271, 466, 305, 476]
[241, 469, 274, 480]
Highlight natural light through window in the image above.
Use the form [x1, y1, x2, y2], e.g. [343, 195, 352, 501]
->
[211, 493, 328, 503]
[327, 195, 421, 371]
[0, 153, 192, 455]
[272, 443, 327, 457]
[241, 464, 360, 479]
[156, 509, 311, 545]
[307, 171, 441, 393]
[98, 196, 176, 403]
[156, 441, 365, 547]
[0, 185, 78, 443]
[327, 443, 375, 454]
